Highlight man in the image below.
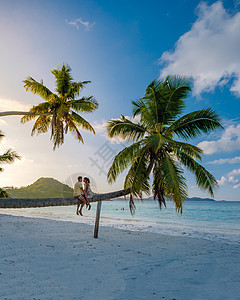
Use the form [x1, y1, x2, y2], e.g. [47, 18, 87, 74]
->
[73, 176, 87, 216]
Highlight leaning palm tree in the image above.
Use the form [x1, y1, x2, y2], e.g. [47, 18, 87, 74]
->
[107, 76, 223, 213]
[0, 131, 20, 198]
[0, 63, 98, 149]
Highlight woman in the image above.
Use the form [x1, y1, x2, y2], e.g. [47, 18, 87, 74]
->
[83, 177, 92, 210]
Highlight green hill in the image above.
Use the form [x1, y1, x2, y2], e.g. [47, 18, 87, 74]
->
[5, 177, 73, 198]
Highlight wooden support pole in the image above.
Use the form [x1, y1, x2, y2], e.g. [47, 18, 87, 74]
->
[94, 200, 102, 238]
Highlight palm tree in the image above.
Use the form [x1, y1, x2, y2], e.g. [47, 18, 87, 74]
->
[0, 131, 20, 198]
[0, 63, 98, 149]
[22, 63, 98, 149]
[106, 76, 223, 213]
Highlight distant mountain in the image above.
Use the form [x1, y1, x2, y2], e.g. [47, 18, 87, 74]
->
[5, 177, 73, 198]
[186, 197, 215, 202]
[129, 196, 216, 202]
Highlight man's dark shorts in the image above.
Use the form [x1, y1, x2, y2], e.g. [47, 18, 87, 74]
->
[74, 195, 85, 204]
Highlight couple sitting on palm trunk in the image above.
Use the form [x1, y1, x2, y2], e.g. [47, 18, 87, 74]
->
[74, 176, 92, 216]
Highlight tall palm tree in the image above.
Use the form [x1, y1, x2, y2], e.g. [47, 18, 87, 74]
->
[106, 76, 223, 213]
[0, 63, 98, 149]
[21, 63, 98, 149]
[0, 131, 20, 198]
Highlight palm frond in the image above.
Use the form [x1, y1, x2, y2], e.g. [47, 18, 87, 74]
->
[141, 83, 162, 125]
[146, 134, 163, 152]
[132, 98, 146, 117]
[164, 75, 191, 121]
[107, 141, 142, 184]
[21, 102, 53, 123]
[145, 133, 202, 161]
[56, 103, 69, 119]
[153, 151, 188, 212]
[68, 81, 91, 99]
[152, 158, 167, 209]
[176, 150, 217, 197]
[23, 77, 54, 101]
[21, 114, 39, 123]
[70, 111, 95, 134]
[67, 118, 84, 143]
[168, 108, 223, 140]
[138, 76, 191, 127]
[162, 136, 203, 160]
[0, 131, 4, 141]
[0, 188, 9, 198]
[0, 149, 21, 163]
[51, 118, 64, 150]
[69, 96, 99, 112]
[167, 75, 191, 101]
[31, 115, 52, 135]
[124, 146, 150, 197]
[107, 116, 146, 141]
[51, 63, 73, 97]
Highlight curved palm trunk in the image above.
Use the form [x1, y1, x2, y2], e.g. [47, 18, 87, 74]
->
[0, 188, 131, 208]
[0, 111, 51, 117]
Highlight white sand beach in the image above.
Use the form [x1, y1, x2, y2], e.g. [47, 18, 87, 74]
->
[0, 213, 240, 300]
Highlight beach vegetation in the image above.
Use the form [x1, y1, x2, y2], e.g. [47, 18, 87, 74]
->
[5, 177, 73, 198]
[106, 76, 223, 213]
[22, 63, 98, 149]
[0, 63, 98, 150]
[0, 131, 20, 198]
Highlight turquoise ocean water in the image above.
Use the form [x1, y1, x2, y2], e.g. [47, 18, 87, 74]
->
[1, 200, 239, 243]
[101, 200, 240, 229]
[95, 200, 240, 241]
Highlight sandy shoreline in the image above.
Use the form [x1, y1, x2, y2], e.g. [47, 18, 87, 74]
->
[1, 205, 239, 244]
[1, 214, 240, 300]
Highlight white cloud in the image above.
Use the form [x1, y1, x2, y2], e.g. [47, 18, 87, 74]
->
[94, 119, 126, 144]
[228, 168, 240, 177]
[198, 124, 240, 154]
[65, 18, 95, 31]
[217, 176, 228, 185]
[217, 167, 240, 187]
[0, 98, 31, 112]
[233, 183, 240, 188]
[159, 1, 240, 96]
[93, 115, 141, 145]
[93, 120, 107, 134]
[208, 156, 240, 164]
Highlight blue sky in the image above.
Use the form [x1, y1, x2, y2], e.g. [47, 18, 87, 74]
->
[1, 0, 240, 201]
